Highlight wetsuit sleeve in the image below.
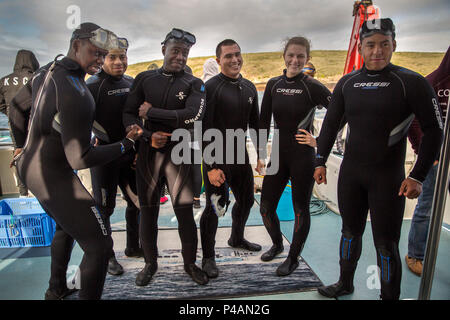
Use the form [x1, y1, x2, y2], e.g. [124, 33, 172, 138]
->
[259, 80, 274, 160]
[8, 80, 32, 148]
[310, 79, 332, 109]
[59, 79, 133, 170]
[202, 81, 218, 172]
[315, 78, 346, 167]
[146, 78, 206, 129]
[122, 72, 150, 139]
[248, 85, 261, 160]
[407, 118, 422, 155]
[407, 76, 443, 182]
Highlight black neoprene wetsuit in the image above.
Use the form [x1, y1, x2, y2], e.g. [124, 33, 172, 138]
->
[199, 73, 260, 258]
[10, 57, 134, 300]
[259, 70, 331, 259]
[86, 69, 140, 252]
[316, 63, 443, 300]
[123, 68, 205, 265]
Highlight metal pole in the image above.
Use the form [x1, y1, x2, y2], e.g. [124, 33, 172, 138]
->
[418, 97, 450, 300]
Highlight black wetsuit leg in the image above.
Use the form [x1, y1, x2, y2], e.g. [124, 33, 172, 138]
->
[17, 163, 113, 300]
[259, 157, 289, 247]
[336, 159, 367, 286]
[286, 146, 314, 258]
[226, 163, 255, 244]
[337, 158, 404, 299]
[200, 163, 254, 258]
[118, 160, 140, 250]
[200, 167, 230, 258]
[260, 145, 314, 257]
[367, 162, 404, 300]
[90, 160, 119, 258]
[137, 144, 197, 265]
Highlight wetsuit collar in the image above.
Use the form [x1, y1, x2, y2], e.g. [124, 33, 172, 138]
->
[283, 69, 306, 82]
[58, 57, 86, 77]
[99, 68, 123, 81]
[219, 72, 242, 83]
[362, 63, 394, 75]
[160, 67, 185, 77]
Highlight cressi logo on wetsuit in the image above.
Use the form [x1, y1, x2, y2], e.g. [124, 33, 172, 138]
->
[276, 88, 303, 95]
[107, 88, 130, 96]
[353, 81, 390, 89]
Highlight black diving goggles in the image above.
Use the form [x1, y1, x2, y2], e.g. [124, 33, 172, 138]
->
[161, 28, 196, 45]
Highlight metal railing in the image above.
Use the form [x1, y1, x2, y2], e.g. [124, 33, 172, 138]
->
[418, 97, 450, 300]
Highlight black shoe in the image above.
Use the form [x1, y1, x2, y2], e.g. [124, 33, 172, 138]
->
[185, 263, 209, 285]
[124, 247, 144, 258]
[44, 287, 78, 300]
[108, 256, 124, 276]
[317, 281, 354, 298]
[276, 256, 299, 276]
[261, 244, 284, 262]
[193, 199, 202, 209]
[135, 263, 157, 286]
[202, 257, 219, 278]
[228, 238, 262, 252]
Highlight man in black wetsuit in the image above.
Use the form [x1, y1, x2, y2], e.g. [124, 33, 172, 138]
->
[199, 39, 264, 278]
[9, 23, 142, 300]
[314, 18, 443, 300]
[123, 28, 208, 286]
[86, 37, 142, 277]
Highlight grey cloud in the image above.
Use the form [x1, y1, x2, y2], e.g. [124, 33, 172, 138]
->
[0, 0, 449, 76]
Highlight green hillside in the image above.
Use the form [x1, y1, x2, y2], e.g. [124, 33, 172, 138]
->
[126, 50, 445, 89]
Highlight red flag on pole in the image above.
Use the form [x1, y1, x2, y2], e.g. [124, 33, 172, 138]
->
[343, 1, 380, 75]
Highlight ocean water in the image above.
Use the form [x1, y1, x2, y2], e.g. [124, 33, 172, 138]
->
[0, 113, 12, 143]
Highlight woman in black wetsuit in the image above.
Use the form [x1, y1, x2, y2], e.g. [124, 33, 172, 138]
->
[259, 37, 331, 276]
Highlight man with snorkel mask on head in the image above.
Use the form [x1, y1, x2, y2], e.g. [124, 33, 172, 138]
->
[123, 28, 208, 286]
[10, 22, 143, 300]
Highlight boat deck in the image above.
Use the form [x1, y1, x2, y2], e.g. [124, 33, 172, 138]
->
[0, 192, 448, 300]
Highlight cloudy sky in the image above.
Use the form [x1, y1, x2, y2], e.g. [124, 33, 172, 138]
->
[0, 0, 449, 75]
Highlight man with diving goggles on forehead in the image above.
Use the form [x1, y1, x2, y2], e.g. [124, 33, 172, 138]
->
[123, 28, 208, 286]
[10, 22, 142, 300]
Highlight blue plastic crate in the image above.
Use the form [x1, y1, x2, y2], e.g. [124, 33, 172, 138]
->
[0, 198, 55, 248]
[0, 198, 45, 216]
[0, 216, 23, 248]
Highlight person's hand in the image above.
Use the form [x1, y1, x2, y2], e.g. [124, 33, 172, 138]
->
[314, 167, 327, 184]
[207, 169, 226, 187]
[398, 177, 422, 199]
[10, 148, 22, 168]
[295, 129, 317, 147]
[151, 131, 172, 148]
[126, 124, 143, 142]
[139, 101, 152, 120]
[255, 159, 266, 176]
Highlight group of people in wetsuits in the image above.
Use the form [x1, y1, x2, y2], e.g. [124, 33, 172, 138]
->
[7, 17, 444, 301]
